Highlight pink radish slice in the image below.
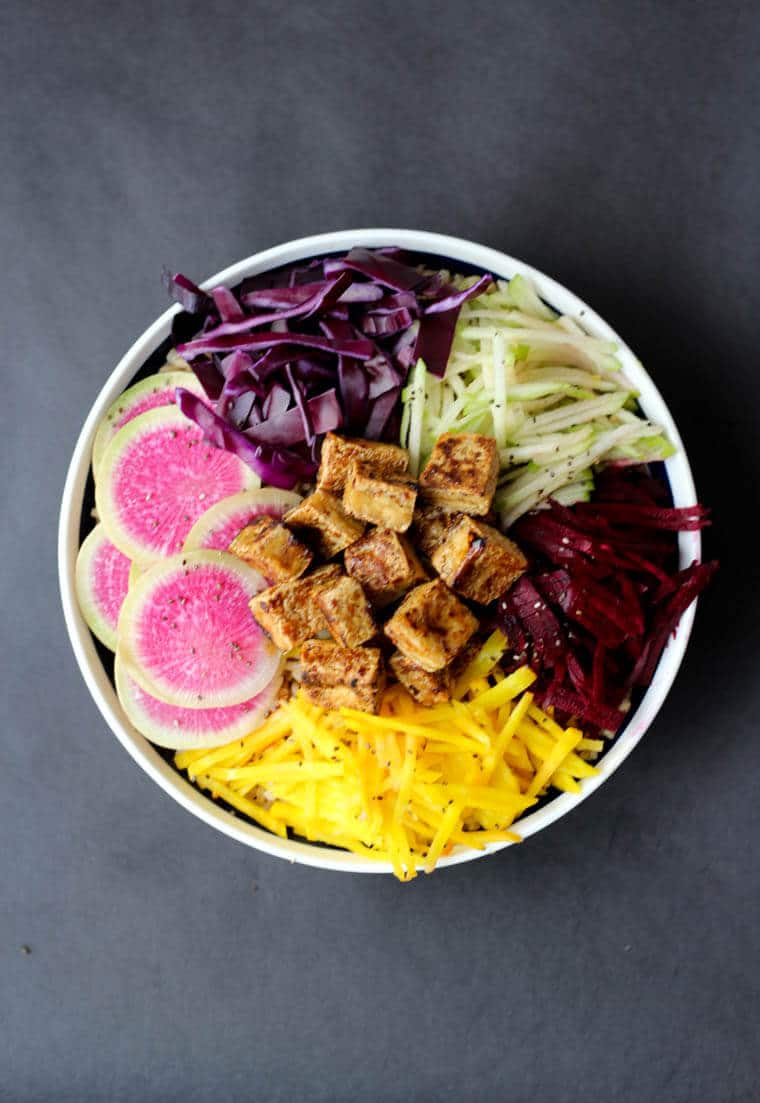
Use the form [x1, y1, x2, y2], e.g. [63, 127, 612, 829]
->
[96, 405, 259, 565]
[75, 524, 132, 650]
[183, 488, 302, 552]
[91, 371, 206, 476]
[117, 550, 280, 709]
[115, 656, 282, 749]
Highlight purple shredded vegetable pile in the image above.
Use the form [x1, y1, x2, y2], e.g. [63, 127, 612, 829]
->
[500, 467, 718, 734]
[163, 248, 492, 488]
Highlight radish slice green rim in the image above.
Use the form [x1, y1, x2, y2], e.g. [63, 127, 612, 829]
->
[91, 371, 206, 477]
[117, 550, 280, 709]
[182, 487, 303, 552]
[114, 655, 282, 750]
[74, 524, 132, 651]
[95, 405, 259, 567]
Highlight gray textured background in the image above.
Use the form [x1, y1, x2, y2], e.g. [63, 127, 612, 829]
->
[2, 3, 758, 1101]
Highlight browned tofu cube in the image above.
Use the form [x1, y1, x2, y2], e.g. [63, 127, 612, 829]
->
[342, 461, 417, 532]
[228, 517, 312, 584]
[316, 575, 377, 648]
[431, 516, 527, 604]
[389, 652, 451, 706]
[301, 639, 384, 690]
[317, 432, 409, 493]
[411, 503, 462, 558]
[300, 684, 379, 713]
[344, 528, 427, 607]
[418, 432, 499, 515]
[248, 565, 341, 651]
[384, 579, 478, 672]
[284, 489, 365, 558]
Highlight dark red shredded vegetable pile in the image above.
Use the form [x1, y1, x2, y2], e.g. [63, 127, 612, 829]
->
[163, 248, 492, 489]
[500, 467, 718, 734]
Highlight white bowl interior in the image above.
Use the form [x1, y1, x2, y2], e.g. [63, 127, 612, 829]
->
[59, 229, 702, 874]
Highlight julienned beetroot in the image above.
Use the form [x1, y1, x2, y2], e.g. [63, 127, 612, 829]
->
[500, 467, 717, 735]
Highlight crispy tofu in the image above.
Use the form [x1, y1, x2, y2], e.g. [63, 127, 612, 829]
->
[248, 565, 341, 651]
[342, 461, 417, 532]
[301, 639, 384, 689]
[411, 503, 462, 558]
[431, 516, 527, 604]
[317, 432, 409, 493]
[418, 432, 499, 515]
[228, 517, 312, 584]
[384, 579, 478, 672]
[284, 489, 365, 558]
[316, 575, 377, 648]
[300, 638, 385, 714]
[301, 684, 379, 713]
[344, 528, 427, 607]
[389, 652, 451, 706]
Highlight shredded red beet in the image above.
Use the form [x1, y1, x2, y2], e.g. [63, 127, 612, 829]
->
[500, 467, 717, 735]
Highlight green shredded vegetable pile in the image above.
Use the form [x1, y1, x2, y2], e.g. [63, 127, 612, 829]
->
[399, 273, 674, 527]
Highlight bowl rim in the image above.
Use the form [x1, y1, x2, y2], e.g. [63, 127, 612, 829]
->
[58, 228, 702, 874]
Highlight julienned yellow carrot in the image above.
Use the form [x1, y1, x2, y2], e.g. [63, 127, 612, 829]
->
[175, 662, 598, 882]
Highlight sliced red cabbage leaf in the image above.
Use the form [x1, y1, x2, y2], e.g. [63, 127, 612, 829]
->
[162, 269, 212, 315]
[201, 273, 353, 339]
[211, 285, 245, 323]
[177, 329, 375, 360]
[164, 248, 494, 481]
[176, 388, 317, 488]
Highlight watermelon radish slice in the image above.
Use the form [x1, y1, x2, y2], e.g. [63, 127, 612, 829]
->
[128, 561, 142, 588]
[75, 524, 132, 650]
[183, 488, 302, 552]
[117, 550, 281, 709]
[91, 371, 206, 476]
[115, 655, 282, 750]
[96, 405, 259, 565]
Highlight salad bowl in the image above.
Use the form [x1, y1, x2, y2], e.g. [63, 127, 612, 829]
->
[59, 229, 702, 873]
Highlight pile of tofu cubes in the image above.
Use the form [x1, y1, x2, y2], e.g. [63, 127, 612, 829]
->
[229, 431, 527, 712]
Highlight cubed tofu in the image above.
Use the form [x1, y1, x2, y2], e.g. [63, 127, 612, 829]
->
[431, 516, 527, 604]
[411, 503, 461, 558]
[418, 432, 499, 515]
[300, 684, 379, 713]
[344, 528, 427, 607]
[384, 579, 478, 672]
[228, 517, 312, 584]
[284, 489, 365, 558]
[389, 652, 451, 706]
[316, 575, 377, 648]
[342, 461, 417, 532]
[248, 565, 341, 651]
[301, 639, 384, 690]
[317, 432, 409, 493]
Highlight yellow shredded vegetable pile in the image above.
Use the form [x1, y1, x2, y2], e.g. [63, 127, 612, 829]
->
[175, 631, 601, 880]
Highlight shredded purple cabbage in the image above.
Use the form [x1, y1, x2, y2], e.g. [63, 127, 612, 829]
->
[164, 247, 493, 483]
[176, 389, 317, 488]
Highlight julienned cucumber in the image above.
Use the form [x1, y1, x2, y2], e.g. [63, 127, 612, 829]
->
[398, 272, 672, 524]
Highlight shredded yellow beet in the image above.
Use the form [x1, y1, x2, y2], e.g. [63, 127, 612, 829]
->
[175, 661, 599, 881]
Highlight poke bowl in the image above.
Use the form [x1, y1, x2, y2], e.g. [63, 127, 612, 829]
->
[58, 229, 713, 878]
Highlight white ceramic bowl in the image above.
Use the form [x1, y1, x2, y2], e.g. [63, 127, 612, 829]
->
[59, 229, 702, 874]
